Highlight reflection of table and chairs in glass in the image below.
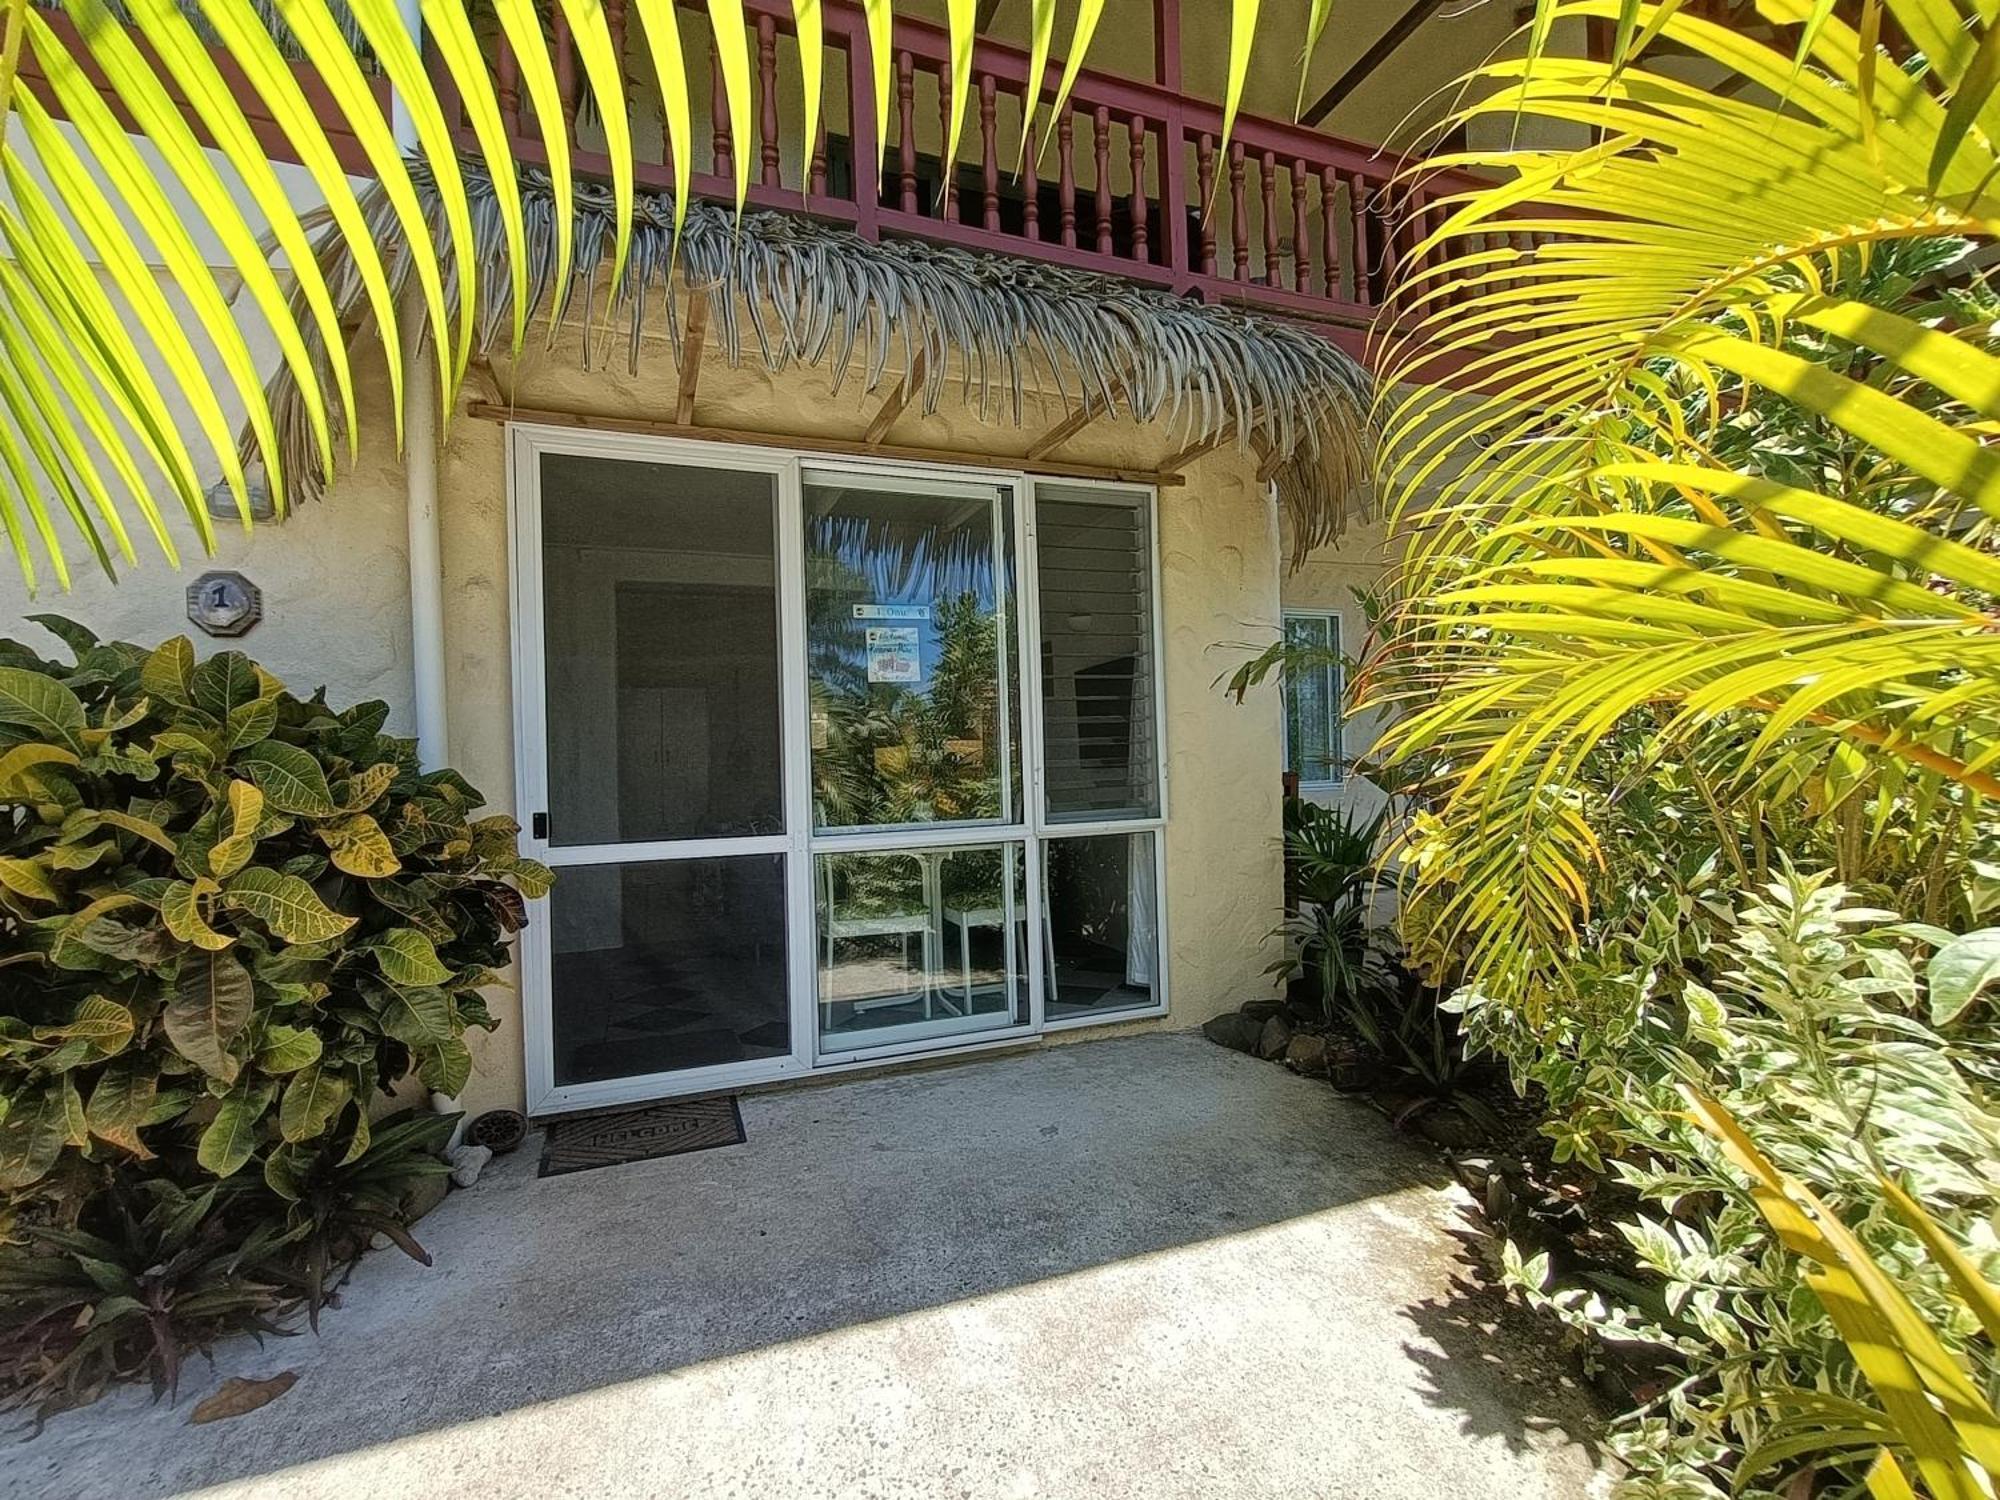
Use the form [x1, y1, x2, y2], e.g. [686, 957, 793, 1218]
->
[814, 834, 1161, 1050]
[815, 845, 1027, 1050]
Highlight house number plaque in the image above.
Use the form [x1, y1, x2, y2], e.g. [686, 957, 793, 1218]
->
[187, 570, 262, 638]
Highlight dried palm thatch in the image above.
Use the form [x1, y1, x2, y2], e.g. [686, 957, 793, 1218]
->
[265, 158, 1375, 561]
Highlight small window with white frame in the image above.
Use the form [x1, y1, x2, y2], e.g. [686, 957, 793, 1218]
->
[1281, 611, 1342, 787]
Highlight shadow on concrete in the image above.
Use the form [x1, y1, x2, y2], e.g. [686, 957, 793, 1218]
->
[1400, 1214, 1610, 1464]
[10, 1032, 1595, 1499]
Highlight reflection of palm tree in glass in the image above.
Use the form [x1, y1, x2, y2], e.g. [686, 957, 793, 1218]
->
[806, 488, 1008, 830]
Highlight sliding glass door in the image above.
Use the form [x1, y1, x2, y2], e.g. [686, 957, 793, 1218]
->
[802, 469, 1034, 1057]
[512, 435, 1164, 1113]
[514, 435, 810, 1110]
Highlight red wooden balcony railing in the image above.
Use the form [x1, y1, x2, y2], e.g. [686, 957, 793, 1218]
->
[454, 0, 1545, 347]
[15, 0, 1548, 352]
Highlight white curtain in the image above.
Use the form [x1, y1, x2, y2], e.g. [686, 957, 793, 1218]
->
[1125, 832, 1157, 990]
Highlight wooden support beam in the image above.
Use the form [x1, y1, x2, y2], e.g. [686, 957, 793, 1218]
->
[1160, 423, 1235, 475]
[675, 292, 708, 425]
[1302, 0, 1449, 125]
[1026, 379, 1127, 461]
[1250, 432, 1288, 485]
[862, 351, 928, 447]
[465, 402, 1187, 487]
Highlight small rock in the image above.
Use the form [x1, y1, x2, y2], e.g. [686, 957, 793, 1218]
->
[1239, 997, 1286, 1022]
[1201, 1012, 1265, 1053]
[400, 1170, 450, 1226]
[1257, 1015, 1294, 1060]
[1326, 1045, 1377, 1092]
[1283, 1032, 1330, 1076]
[1283, 994, 1325, 1028]
[1412, 1105, 1484, 1149]
[1453, 1154, 1495, 1195]
[447, 1143, 492, 1188]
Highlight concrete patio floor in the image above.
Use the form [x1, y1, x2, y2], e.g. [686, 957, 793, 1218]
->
[9, 1032, 1609, 1499]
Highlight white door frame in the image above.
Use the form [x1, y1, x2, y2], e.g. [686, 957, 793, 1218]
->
[508, 425, 1168, 1116]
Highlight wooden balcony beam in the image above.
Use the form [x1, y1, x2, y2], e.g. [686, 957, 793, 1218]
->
[1025, 379, 1128, 460]
[675, 291, 708, 424]
[1301, 0, 1449, 126]
[862, 351, 928, 446]
[464, 401, 1187, 487]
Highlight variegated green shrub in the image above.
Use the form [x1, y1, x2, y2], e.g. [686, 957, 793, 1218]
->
[0, 616, 549, 1198]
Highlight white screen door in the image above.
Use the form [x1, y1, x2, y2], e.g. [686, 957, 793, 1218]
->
[512, 431, 813, 1112]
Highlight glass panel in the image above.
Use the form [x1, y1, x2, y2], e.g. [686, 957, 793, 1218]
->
[1034, 488, 1160, 823]
[541, 454, 782, 846]
[1043, 832, 1160, 1021]
[550, 855, 789, 1085]
[816, 844, 1029, 1053]
[803, 474, 1018, 831]
[1282, 614, 1340, 785]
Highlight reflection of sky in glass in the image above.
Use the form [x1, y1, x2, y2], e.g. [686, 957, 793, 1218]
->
[807, 496, 1001, 681]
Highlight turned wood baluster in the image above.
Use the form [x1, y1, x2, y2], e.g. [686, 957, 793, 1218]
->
[1427, 202, 1451, 303]
[554, 5, 578, 134]
[1128, 114, 1149, 264]
[1259, 150, 1278, 286]
[938, 63, 956, 222]
[1023, 123, 1040, 241]
[1320, 166, 1340, 299]
[1228, 141, 1248, 281]
[757, 15, 781, 188]
[496, 33, 521, 138]
[1093, 106, 1113, 255]
[1196, 134, 1217, 276]
[1346, 172, 1374, 304]
[1057, 111, 1077, 248]
[897, 52, 918, 214]
[710, 42, 731, 183]
[810, 114, 829, 198]
[980, 75, 1000, 231]
[1288, 158, 1309, 293]
[605, 0, 626, 75]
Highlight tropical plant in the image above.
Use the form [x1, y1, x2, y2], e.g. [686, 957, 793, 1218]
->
[0, 1174, 295, 1421]
[1689, 1094, 2000, 1500]
[1273, 799, 1494, 1122]
[260, 1106, 457, 1326]
[0, 0, 1323, 590]
[1276, 798, 1388, 1020]
[1368, 0, 2000, 1025]
[1497, 872, 2000, 1497]
[0, 616, 549, 1199]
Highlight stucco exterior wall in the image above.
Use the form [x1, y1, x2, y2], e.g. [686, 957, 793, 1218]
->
[5, 298, 1294, 1116]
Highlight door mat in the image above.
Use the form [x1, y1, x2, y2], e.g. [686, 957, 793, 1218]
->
[538, 1096, 746, 1178]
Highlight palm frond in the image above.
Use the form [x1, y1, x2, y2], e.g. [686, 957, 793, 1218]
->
[0, 0, 1318, 592]
[1369, 0, 2000, 1004]
[262, 159, 1376, 555]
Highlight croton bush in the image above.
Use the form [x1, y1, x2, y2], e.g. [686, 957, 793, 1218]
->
[0, 617, 548, 1413]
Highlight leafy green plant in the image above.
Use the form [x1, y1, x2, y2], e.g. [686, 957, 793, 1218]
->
[1495, 873, 2000, 1497]
[1275, 799, 1495, 1126]
[1370, 0, 2000, 1024]
[261, 1108, 458, 1328]
[0, 1175, 294, 1422]
[1276, 799, 1391, 1022]
[1689, 1093, 2000, 1500]
[0, 615, 548, 1195]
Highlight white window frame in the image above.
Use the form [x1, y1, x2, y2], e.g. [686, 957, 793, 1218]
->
[1281, 609, 1344, 790]
[1026, 477, 1170, 1033]
[507, 429, 1170, 1112]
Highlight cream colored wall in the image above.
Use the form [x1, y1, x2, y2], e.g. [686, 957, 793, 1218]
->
[7, 292, 1293, 1115]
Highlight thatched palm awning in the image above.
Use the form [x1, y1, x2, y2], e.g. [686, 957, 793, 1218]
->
[268, 161, 1376, 560]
